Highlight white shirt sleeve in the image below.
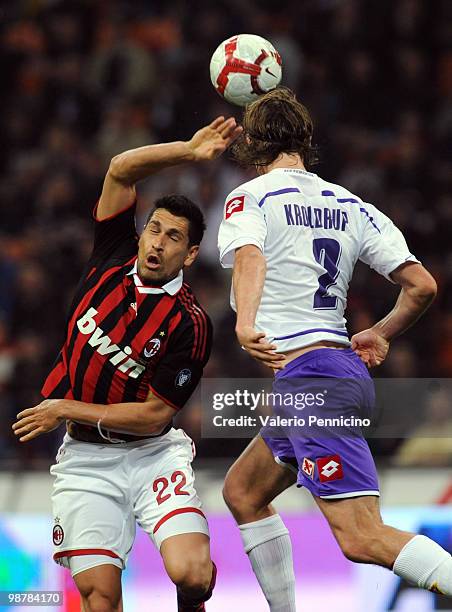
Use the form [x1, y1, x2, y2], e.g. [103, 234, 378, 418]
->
[218, 189, 267, 268]
[358, 202, 420, 282]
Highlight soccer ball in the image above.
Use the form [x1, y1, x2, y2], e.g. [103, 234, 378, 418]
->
[210, 34, 282, 107]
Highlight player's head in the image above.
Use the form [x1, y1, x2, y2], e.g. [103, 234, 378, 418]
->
[232, 87, 317, 170]
[138, 195, 206, 285]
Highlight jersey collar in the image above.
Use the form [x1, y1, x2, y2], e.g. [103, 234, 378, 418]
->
[126, 260, 183, 295]
[268, 168, 317, 178]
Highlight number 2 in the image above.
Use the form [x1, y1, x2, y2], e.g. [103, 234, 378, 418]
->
[312, 238, 341, 309]
[153, 471, 190, 505]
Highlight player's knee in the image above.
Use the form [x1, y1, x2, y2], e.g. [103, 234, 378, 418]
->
[79, 586, 121, 612]
[222, 474, 240, 512]
[169, 557, 212, 596]
[223, 472, 258, 518]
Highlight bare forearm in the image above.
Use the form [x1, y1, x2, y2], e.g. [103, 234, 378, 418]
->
[110, 141, 195, 185]
[59, 399, 172, 435]
[233, 246, 266, 329]
[373, 285, 435, 341]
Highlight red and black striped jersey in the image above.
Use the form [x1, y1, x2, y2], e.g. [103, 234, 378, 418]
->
[41, 201, 212, 443]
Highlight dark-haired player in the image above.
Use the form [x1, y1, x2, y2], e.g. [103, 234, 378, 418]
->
[13, 116, 241, 612]
[218, 88, 451, 610]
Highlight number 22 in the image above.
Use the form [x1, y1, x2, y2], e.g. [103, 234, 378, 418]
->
[153, 471, 190, 505]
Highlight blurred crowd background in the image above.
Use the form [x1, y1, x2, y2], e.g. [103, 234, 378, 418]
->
[0, 0, 451, 467]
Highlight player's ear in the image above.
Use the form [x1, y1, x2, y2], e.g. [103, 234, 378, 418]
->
[184, 245, 199, 268]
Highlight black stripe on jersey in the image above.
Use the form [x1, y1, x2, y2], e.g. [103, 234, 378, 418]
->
[179, 286, 208, 362]
[48, 369, 71, 398]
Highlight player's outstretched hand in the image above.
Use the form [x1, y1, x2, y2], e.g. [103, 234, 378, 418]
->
[12, 399, 65, 442]
[236, 325, 286, 371]
[188, 116, 243, 161]
[351, 328, 390, 368]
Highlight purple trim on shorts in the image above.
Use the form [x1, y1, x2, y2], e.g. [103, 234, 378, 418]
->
[258, 187, 301, 208]
[274, 328, 349, 340]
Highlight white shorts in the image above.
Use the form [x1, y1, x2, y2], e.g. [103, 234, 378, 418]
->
[50, 428, 209, 576]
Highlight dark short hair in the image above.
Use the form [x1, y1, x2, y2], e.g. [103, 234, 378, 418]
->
[145, 195, 206, 246]
[231, 87, 319, 168]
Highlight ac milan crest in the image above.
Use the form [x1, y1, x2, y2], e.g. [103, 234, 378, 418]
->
[53, 524, 64, 546]
[143, 337, 161, 359]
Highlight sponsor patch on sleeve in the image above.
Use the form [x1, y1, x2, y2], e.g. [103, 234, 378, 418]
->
[225, 195, 245, 220]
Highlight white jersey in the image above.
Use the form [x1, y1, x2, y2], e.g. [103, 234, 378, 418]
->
[218, 168, 419, 352]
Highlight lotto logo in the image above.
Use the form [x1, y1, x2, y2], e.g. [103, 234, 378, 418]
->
[316, 455, 344, 482]
[225, 195, 245, 219]
[301, 457, 315, 479]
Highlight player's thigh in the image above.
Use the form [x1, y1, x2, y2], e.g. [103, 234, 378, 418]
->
[223, 435, 297, 513]
[160, 532, 212, 588]
[74, 564, 122, 611]
[51, 448, 135, 571]
[132, 429, 210, 551]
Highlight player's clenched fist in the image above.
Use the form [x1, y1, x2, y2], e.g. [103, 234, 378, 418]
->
[351, 328, 390, 368]
[12, 399, 65, 442]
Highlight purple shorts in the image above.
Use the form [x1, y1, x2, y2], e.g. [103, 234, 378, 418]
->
[261, 348, 380, 499]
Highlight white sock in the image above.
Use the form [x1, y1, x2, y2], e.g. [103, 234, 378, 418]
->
[239, 514, 296, 612]
[393, 534, 452, 596]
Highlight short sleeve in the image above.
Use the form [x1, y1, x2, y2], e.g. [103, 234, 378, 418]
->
[218, 189, 267, 268]
[149, 315, 213, 410]
[90, 201, 139, 264]
[358, 202, 420, 282]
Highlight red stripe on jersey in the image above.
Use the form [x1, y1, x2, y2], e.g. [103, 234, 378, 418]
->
[66, 264, 123, 354]
[153, 507, 206, 534]
[167, 310, 182, 337]
[130, 294, 176, 355]
[41, 359, 67, 397]
[179, 288, 199, 360]
[68, 282, 126, 393]
[106, 294, 176, 405]
[132, 310, 183, 403]
[194, 303, 208, 361]
[195, 308, 205, 360]
[82, 294, 137, 404]
[180, 287, 206, 361]
[86, 266, 97, 280]
[193, 304, 207, 361]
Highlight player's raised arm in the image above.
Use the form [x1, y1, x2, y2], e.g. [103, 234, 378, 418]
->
[97, 117, 242, 220]
[352, 262, 437, 367]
